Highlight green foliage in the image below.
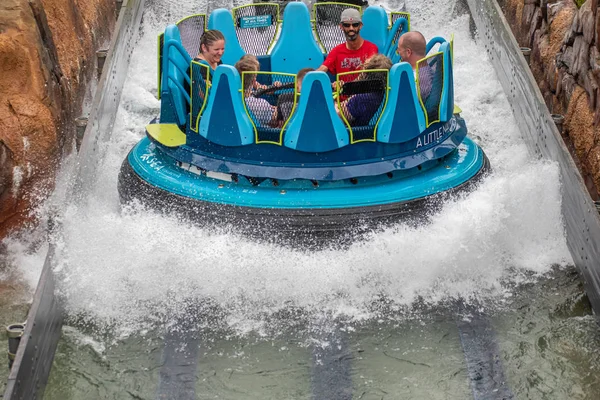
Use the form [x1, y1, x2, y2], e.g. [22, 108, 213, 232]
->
[575, 0, 586, 8]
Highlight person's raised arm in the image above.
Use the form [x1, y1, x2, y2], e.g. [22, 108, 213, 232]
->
[317, 65, 328, 73]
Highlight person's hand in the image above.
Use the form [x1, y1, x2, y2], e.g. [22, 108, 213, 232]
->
[273, 81, 282, 87]
[331, 80, 344, 91]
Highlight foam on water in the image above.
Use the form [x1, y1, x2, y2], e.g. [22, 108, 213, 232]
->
[4, 0, 572, 336]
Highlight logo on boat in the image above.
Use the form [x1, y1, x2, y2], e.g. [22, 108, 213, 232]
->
[140, 153, 165, 172]
[415, 117, 458, 149]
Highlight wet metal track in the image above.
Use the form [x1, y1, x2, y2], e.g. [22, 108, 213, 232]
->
[4, 0, 600, 398]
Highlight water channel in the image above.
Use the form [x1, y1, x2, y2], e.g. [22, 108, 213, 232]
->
[2, 0, 600, 398]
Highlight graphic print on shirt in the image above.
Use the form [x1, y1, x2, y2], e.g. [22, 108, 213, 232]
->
[340, 57, 363, 70]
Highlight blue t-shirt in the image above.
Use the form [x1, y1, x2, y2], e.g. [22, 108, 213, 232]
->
[345, 92, 384, 126]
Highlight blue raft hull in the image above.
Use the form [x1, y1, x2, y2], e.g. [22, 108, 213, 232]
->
[118, 134, 489, 245]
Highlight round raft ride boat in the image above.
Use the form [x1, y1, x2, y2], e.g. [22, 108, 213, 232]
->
[118, 3, 489, 243]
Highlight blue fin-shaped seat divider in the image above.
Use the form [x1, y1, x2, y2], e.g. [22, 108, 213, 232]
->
[284, 72, 349, 152]
[270, 2, 324, 74]
[208, 9, 245, 65]
[377, 63, 426, 143]
[199, 65, 254, 146]
[361, 6, 388, 52]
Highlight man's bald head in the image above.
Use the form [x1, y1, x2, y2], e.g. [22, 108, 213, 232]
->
[398, 31, 427, 68]
[399, 32, 426, 58]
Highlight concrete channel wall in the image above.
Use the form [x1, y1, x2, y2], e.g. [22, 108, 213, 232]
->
[75, 0, 145, 196]
[466, 0, 600, 315]
[2, 1, 145, 399]
[3, 246, 62, 399]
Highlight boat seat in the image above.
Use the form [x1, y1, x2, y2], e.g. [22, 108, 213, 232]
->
[199, 65, 254, 146]
[207, 9, 245, 65]
[160, 24, 192, 127]
[270, 2, 324, 74]
[284, 71, 349, 152]
[440, 42, 454, 121]
[426, 36, 447, 55]
[383, 16, 409, 58]
[312, 2, 361, 54]
[377, 62, 425, 143]
[232, 3, 280, 56]
[361, 6, 388, 52]
[420, 43, 452, 124]
[176, 14, 207, 58]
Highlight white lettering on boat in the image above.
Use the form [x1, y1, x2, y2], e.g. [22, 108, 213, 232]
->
[140, 153, 165, 172]
[415, 118, 458, 149]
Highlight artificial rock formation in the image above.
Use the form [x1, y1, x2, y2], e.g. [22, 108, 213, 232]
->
[0, 0, 116, 238]
[500, 0, 600, 198]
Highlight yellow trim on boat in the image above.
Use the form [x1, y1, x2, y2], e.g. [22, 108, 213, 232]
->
[146, 124, 187, 147]
[416, 51, 445, 127]
[336, 69, 390, 144]
[390, 11, 411, 32]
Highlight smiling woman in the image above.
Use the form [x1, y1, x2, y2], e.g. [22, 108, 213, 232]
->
[194, 30, 225, 72]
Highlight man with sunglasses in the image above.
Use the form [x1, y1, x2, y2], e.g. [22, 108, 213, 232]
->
[317, 8, 378, 86]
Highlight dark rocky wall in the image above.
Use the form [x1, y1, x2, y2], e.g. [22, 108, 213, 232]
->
[0, 0, 116, 237]
[500, 0, 600, 199]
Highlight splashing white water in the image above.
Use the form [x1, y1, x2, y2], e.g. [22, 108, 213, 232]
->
[4, 0, 572, 336]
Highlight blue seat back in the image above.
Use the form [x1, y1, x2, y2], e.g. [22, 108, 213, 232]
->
[284, 72, 349, 152]
[440, 42, 453, 121]
[312, 2, 361, 53]
[207, 9, 245, 65]
[389, 12, 411, 52]
[361, 6, 388, 52]
[444, 41, 454, 121]
[270, 2, 324, 74]
[377, 62, 426, 143]
[160, 25, 192, 127]
[382, 16, 408, 58]
[176, 14, 207, 57]
[426, 36, 447, 55]
[419, 44, 451, 126]
[232, 3, 280, 56]
[198, 65, 254, 146]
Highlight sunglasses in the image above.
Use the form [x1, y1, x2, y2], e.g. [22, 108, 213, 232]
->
[342, 22, 360, 28]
